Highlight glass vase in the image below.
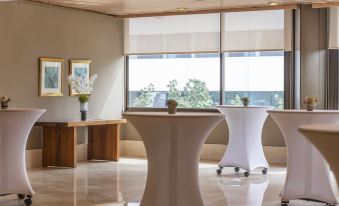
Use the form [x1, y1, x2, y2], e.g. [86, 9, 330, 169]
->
[80, 102, 88, 121]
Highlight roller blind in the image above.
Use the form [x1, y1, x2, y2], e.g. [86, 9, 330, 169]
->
[222, 10, 292, 52]
[124, 13, 220, 55]
[329, 7, 339, 49]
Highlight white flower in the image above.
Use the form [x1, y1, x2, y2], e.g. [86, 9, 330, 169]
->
[67, 74, 98, 95]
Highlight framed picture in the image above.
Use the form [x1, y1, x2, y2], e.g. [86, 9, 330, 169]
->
[39, 58, 64, 96]
[69, 60, 91, 96]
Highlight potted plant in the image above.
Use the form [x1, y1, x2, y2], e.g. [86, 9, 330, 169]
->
[166, 99, 178, 114]
[241, 97, 250, 107]
[67, 74, 97, 121]
[303, 96, 318, 111]
[0, 96, 10, 109]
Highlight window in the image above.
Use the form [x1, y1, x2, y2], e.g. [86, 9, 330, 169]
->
[128, 54, 220, 108]
[224, 51, 284, 108]
[125, 10, 292, 110]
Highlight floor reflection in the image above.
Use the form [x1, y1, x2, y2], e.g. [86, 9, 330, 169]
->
[218, 174, 269, 206]
[0, 158, 337, 206]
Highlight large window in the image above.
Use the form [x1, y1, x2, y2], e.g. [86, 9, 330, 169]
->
[224, 51, 284, 108]
[125, 10, 292, 110]
[128, 54, 220, 108]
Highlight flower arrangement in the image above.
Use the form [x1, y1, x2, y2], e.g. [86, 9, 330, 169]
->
[241, 97, 250, 106]
[0, 96, 10, 109]
[166, 99, 178, 114]
[67, 74, 98, 103]
[303, 95, 318, 111]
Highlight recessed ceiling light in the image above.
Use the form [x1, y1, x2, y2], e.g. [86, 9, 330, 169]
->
[268, 2, 279, 6]
[177, 7, 188, 12]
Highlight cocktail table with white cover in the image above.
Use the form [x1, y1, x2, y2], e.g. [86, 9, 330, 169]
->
[268, 110, 339, 205]
[299, 124, 339, 188]
[123, 112, 224, 206]
[0, 108, 45, 205]
[216, 106, 271, 176]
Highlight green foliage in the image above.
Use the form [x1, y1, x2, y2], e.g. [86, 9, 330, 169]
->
[180, 79, 212, 108]
[78, 94, 90, 103]
[230, 94, 242, 105]
[134, 84, 155, 107]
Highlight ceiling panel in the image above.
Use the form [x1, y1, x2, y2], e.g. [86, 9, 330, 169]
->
[27, 0, 339, 17]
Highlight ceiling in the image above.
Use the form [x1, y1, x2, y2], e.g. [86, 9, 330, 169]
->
[27, 0, 339, 18]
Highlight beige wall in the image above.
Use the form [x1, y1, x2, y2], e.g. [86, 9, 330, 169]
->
[0, 1, 124, 149]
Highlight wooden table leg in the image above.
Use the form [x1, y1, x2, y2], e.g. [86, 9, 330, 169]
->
[42, 126, 77, 168]
[88, 124, 120, 161]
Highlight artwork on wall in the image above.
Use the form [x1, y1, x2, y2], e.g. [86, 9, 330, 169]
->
[39, 58, 64, 96]
[69, 60, 91, 96]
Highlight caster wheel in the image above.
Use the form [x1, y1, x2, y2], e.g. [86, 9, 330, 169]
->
[18, 194, 25, 199]
[24, 198, 32, 206]
[262, 168, 268, 175]
[244, 171, 250, 177]
[216, 169, 222, 175]
[281, 200, 289, 206]
[234, 167, 240, 173]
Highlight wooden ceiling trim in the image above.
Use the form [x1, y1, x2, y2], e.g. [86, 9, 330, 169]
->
[312, 2, 339, 8]
[26, 0, 118, 17]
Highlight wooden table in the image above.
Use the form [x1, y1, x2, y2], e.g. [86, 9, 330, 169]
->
[35, 119, 127, 168]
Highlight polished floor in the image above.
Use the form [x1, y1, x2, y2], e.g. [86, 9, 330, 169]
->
[0, 158, 338, 206]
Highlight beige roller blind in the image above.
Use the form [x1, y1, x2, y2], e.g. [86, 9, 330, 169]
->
[124, 13, 220, 55]
[329, 7, 339, 49]
[222, 9, 292, 52]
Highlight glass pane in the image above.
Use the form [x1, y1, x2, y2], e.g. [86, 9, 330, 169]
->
[128, 54, 220, 108]
[224, 51, 284, 108]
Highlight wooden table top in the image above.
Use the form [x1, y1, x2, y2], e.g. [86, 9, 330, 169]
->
[35, 119, 127, 127]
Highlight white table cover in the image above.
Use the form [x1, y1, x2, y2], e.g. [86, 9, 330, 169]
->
[123, 112, 224, 206]
[0, 108, 45, 196]
[218, 177, 269, 206]
[299, 124, 339, 188]
[216, 106, 271, 173]
[268, 110, 339, 205]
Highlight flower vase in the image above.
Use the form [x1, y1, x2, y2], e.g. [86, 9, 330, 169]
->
[1, 102, 8, 109]
[306, 104, 314, 111]
[80, 102, 88, 121]
[243, 102, 248, 107]
[168, 105, 177, 114]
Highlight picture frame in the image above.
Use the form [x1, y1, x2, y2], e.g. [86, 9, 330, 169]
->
[39, 58, 64, 97]
[69, 59, 92, 96]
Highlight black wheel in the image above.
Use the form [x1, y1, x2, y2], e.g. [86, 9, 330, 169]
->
[216, 169, 222, 175]
[262, 168, 268, 175]
[18, 194, 25, 199]
[234, 167, 240, 172]
[244, 171, 250, 177]
[281, 200, 289, 206]
[24, 198, 32, 206]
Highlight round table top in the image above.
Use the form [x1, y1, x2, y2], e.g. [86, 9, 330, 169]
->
[267, 109, 339, 114]
[123, 112, 224, 118]
[299, 124, 339, 134]
[216, 105, 273, 109]
[0, 108, 46, 112]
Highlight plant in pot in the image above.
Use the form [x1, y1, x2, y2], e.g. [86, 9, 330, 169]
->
[67, 74, 97, 121]
[241, 97, 250, 107]
[0, 96, 10, 109]
[303, 96, 318, 111]
[166, 99, 178, 114]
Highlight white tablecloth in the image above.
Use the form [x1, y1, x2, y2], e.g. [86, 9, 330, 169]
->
[268, 110, 339, 205]
[123, 112, 224, 206]
[216, 106, 270, 173]
[0, 108, 45, 196]
[299, 124, 339, 188]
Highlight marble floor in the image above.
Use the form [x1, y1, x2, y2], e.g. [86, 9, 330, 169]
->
[0, 158, 338, 206]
